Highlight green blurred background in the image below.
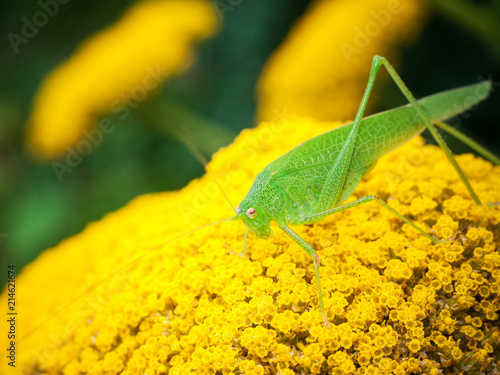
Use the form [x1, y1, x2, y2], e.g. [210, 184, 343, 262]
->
[0, 0, 499, 286]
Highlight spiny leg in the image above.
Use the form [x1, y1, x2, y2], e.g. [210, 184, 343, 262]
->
[369, 56, 483, 205]
[302, 195, 438, 243]
[434, 121, 500, 207]
[434, 121, 500, 166]
[316, 57, 384, 211]
[279, 223, 331, 327]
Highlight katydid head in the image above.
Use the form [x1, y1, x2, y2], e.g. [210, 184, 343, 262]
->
[232, 200, 272, 239]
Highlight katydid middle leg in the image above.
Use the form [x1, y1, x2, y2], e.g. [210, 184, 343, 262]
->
[279, 194, 438, 327]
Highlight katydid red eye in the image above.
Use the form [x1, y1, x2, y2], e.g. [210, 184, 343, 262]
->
[246, 207, 257, 219]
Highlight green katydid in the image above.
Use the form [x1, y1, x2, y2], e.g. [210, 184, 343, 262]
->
[230, 55, 499, 326]
[12, 56, 500, 347]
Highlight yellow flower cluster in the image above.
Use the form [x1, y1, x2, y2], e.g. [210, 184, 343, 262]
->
[25, 0, 217, 159]
[257, 0, 427, 122]
[2, 117, 500, 374]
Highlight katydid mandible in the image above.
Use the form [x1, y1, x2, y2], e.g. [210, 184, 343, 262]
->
[231, 55, 498, 326]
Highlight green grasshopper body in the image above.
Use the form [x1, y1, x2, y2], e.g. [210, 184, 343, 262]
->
[235, 81, 490, 233]
[232, 56, 497, 325]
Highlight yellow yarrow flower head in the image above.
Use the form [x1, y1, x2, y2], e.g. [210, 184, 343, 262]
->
[2, 117, 500, 374]
[257, 0, 427, 122]
[25, 0, 218, 159]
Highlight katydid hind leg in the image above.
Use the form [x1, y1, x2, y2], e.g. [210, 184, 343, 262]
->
[434, 121, 500, 166]
[279, 224, 331, 327]
[302, 195, 437, 243]
[434, 121, 500, 206]
[317, 58, 386, 211]
[372, 56, 484, 206]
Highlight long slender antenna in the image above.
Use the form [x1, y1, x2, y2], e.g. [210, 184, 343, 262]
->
[243, 227, 247, 256]
[172, 123, 237, 213]
[172, 125, 250, 255]
[151, 217, 234, 251]
[11, 217, 234, 347]
[12, 120, 241, 353]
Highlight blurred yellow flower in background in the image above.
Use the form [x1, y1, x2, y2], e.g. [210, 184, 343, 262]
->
[257, 0, 427, 122]
[3, 117, 500, 374]
[25, 0, 218, 159]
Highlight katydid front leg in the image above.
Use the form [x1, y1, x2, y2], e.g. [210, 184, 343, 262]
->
[279, 223, 330, 327]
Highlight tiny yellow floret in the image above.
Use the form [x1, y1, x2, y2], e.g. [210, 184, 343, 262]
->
[2, 117, 500, 374]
